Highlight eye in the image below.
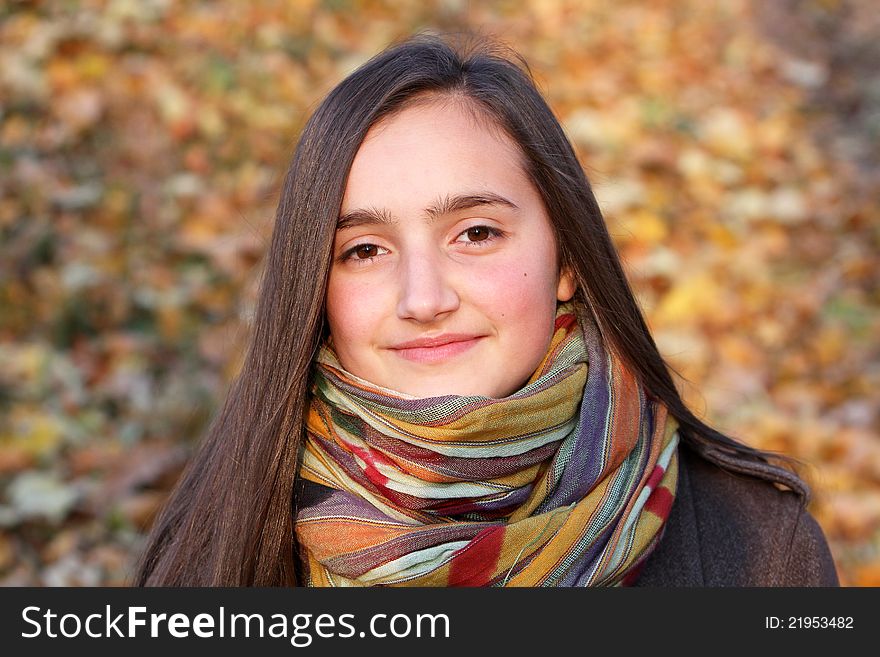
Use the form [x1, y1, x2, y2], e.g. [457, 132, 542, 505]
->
[340, 242, 389, 263]
[454, 225, 505, 245]
[464, 226, 491, 242]
[354, 244, 380, 259]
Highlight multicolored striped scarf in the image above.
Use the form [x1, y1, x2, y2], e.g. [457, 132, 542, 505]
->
[295, 305, 679, 586]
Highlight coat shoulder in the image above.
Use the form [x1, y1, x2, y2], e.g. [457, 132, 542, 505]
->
[636, 445, 839, 586]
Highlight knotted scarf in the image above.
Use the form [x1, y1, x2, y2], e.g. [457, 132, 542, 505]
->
[295, 305, 679, 586]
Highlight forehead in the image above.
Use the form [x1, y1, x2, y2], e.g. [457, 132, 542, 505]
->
[378, 93, 513, 143]
[342, 100, 533, 211]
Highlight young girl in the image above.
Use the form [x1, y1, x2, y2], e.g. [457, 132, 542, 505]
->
[135, 35, 838, 587]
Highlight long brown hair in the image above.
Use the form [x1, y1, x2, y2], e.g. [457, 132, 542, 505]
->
[134, 33, 806, 586]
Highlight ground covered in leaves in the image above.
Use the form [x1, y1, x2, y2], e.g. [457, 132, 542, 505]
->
[1, 0, 878, 585]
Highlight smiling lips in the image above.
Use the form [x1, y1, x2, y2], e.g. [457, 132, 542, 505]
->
[388, 334, 485, 364]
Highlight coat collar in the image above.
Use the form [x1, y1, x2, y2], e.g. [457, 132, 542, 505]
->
[633, 446, 705, 586]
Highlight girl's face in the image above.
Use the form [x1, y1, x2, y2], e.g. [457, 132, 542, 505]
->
[325, 100, 576, 398]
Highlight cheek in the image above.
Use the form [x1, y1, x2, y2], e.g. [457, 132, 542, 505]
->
[474, 257, 560, 318]
[325, 276, 376, 346]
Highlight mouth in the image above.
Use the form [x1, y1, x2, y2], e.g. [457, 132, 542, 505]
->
[388, 334, 485, 364]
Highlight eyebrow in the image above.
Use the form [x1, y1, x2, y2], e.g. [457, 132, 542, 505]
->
[336, 192, 519, 231]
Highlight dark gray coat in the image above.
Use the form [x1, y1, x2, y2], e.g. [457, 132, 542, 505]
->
[635, 445, 839, 586]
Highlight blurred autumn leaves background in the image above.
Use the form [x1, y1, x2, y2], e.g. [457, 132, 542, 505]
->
[0, 0, 877, 586]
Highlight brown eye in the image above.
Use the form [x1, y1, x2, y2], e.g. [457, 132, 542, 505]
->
[355, 244, 379, 259]
[466, 227, 490, 242]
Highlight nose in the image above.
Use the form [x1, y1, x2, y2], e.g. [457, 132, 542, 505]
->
[396, 250, 460, 323]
